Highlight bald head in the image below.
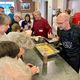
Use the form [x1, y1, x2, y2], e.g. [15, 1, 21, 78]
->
[57, 13, 71, 30]
[57, 13, 70, 22]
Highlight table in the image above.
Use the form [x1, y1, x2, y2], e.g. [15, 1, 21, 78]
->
[23, 48, 79, 80]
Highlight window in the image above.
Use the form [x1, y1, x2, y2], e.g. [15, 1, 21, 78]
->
[0, 2, 14, 15]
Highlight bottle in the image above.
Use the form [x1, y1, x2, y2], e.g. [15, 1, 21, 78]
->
[43, 52, 48, 64]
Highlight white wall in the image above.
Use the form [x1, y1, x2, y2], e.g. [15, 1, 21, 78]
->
[0, 0, 14, 1]
[68, 0, 80, 15]
[57, 0, 67, 11]
[48, 0, 53, 26]
[38, 0, 45, 17]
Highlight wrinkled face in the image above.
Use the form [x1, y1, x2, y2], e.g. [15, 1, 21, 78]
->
[57, 17, 67, 30]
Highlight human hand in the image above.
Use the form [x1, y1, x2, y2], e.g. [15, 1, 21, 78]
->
[27, 63, 39, 75]
[48, 33, 53, 39]
[30, 66, 39, 75]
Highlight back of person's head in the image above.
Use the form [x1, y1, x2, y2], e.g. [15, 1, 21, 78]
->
[7, 32, 35, 49]
[0, 41, 20, 58]
[11, 23, 21, 32]
[0, 32, 35, 49]
[0, 14, 11, 26]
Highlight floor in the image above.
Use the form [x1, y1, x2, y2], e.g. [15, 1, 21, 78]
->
[23, 49, 79, 80]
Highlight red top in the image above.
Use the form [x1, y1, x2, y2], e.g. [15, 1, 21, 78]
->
[32, 18, 52, 38]
[72, 12, 80, 25]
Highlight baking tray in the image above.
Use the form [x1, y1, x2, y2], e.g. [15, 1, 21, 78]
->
[35, 43, 59, 56]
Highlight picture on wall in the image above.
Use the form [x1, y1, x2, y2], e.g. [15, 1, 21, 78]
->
[21, 2, 30, 10]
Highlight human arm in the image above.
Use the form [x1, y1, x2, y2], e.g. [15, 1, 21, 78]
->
[26, 63, 39, 75]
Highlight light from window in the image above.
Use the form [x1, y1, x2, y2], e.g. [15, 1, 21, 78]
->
[0, 2, 14, 15]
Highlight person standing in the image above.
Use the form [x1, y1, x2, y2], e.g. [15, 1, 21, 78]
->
[8, 6, 14, 21]
[57, 13, 80, 73]
[72, 12, 80, 25]
[32, 11, 52, 38]
[0, 7, 4, 14]
[0, 41, 36, 80]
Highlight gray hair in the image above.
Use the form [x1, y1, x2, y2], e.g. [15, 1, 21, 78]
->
[33, 10, 41, 16]
[0, 14, 11, 25]
[0, 32, 35, 49]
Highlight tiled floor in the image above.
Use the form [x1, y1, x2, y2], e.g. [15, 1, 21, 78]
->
[24, 49, 79, 80]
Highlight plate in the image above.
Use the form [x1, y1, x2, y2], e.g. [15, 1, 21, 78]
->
[31, 36, 45, 43]
[45, 37, 59, 43]
[35, 43, 59, 56]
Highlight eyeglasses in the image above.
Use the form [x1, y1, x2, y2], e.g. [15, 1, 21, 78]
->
[57, 20, 66, 25]
[57, 22, 65, 25]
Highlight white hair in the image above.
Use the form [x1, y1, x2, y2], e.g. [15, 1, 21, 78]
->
[0, 32, 35, 49]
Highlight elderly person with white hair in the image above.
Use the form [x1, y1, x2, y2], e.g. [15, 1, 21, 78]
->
[0, 32, 39, 79]
[32, 10, 53, 38]
[0, 31, 35, 59]
[0, 41, 32, 80]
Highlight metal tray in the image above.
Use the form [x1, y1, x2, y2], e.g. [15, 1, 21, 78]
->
[35, 43, 59, 56]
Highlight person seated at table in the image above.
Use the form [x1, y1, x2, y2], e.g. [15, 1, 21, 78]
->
[6, 12, 22, 34]
[32, 10, 53, 38]
[11, 23, 21, 32]
[0, 32, 35, 58]
[0, 32, 39, 72]
[0, 41, 38, 80]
